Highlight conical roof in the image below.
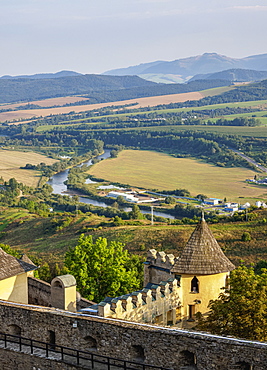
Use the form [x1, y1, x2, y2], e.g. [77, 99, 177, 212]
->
[171, 218, 235, 275]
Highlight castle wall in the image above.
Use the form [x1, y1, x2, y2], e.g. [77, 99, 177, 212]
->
[98, 279, 181, 325]
[0, 300, 266, 370]
[28, 276, 51, 307]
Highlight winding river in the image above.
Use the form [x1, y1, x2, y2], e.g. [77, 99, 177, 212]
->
[48, 150, 174, 219]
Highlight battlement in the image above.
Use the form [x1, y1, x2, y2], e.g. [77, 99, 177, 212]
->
[97, 278, 181, 325]
[147, 249, 177, 268]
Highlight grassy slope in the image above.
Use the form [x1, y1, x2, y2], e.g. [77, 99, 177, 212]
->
[1, 207, 267, 267]
[88, 150, 264, 202]
[0, 149, 58, 186]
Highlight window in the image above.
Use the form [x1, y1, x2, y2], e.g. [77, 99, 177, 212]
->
[179, 350, 196, 367]
[132, 345, 145, 363]
[84, 336, 97, 351]
[8, 324, 21, 336]
[48, 330, 56, 350]
[191, 276, 199, 293]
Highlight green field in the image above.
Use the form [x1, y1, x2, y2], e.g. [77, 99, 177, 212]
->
[35, 96, 267, 133]
[129, 124, 267, 137]
[88, 150, 266, 202]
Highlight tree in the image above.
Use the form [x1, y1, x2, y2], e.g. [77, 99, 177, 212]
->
[196, 266, 267, 341]
[129, 204, 143, 219]
[64, 235, 142, 302]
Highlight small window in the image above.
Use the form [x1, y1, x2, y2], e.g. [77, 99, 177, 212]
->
[180, 350, 196, 366]
[8, 324, 21, 337]
[48, 330, 56, 350]
[84, 336, 97, 351]
[191, 276, 199, 293]
[132, 345, 145, 363]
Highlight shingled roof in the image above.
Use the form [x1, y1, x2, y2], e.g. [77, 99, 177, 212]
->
[171, 218, 235, 275]
[0, 248, 37, 281]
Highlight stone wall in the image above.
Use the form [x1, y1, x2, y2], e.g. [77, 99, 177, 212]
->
[28, 277, 51, 307]
[144, 249, 177, 286]
[0, 300, 266, 370]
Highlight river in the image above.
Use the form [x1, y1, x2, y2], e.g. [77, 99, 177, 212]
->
[47, 150, 174, 219]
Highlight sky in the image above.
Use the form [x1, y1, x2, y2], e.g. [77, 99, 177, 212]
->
[0, 0, 267, 76]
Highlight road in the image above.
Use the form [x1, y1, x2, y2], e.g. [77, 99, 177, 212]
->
[229, 148, 267, 173]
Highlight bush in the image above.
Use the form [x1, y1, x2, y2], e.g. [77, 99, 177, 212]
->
[241, 232, 251, 242]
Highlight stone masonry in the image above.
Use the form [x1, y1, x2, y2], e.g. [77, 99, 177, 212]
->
[0, 300, 266, 370]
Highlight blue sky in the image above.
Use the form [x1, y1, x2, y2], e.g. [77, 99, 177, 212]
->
[0, 0, 266, 75]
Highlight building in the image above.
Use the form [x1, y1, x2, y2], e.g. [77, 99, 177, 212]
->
[0, 249, 37, 304]
[203, 198, 220, 205]
[94, 216, 235, 328]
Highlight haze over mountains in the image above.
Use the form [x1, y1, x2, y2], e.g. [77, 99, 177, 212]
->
[103, 52, 267, 83]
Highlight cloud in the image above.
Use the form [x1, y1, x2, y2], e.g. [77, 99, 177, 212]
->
[231, 5, 267, 11]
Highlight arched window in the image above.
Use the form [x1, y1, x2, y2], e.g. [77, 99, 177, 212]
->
[84, 336, 97, 351]
[8, 324, 21, 336]
[179, 350, 196, 367]
[191, 276, 199, 293]
[52, 281, 62, 288]
[132, 345, 145, 363]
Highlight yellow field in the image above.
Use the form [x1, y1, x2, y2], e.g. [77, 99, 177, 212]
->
[0, 150, 58, 187]
[88, 150, 266, 202]
[0, 95, 89, 110]
[0, 91, 204, 123]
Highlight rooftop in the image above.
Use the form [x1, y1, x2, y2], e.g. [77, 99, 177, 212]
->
[171, 218, 235, 275]
[0, 248, 37, 281]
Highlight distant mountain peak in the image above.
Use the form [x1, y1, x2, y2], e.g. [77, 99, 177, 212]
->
[103, 52, 267, 84]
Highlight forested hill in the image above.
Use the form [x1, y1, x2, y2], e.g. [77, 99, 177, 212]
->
[0, 74, 156, 104]
[190, 69, 267, 83]
[0, 76, 230, 105]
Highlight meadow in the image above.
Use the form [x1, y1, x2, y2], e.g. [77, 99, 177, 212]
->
[88, 150, 266, 202]
[0, 149, 57, 186]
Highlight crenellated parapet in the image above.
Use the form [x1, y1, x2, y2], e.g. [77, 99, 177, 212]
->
[98, 278, 181, 325]
[147, 249, 177, 268]
[144, 249, 178, 286]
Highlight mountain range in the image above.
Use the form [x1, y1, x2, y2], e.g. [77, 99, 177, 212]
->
[103, 52, 267, 83]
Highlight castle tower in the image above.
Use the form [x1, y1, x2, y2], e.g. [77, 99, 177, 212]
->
[171, 216, 235, 327]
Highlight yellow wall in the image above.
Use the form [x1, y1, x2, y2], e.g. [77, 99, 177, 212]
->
[0, 272, 29, 304]
[179, 272, 229, 328]
[64, 286, 76, 312]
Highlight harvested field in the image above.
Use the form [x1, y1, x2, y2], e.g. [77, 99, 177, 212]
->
[88, 150, 265, 202]
[0, 150, 58, 187]
[0, 95, 89, 110]
[0, 91, 204, 123]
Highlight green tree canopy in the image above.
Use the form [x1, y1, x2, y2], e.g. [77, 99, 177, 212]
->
[196, 266, 267, 341]
[64, 235, 143, 302]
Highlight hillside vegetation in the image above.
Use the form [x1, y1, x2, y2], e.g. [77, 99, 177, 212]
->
[1, 207, 267, 268]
